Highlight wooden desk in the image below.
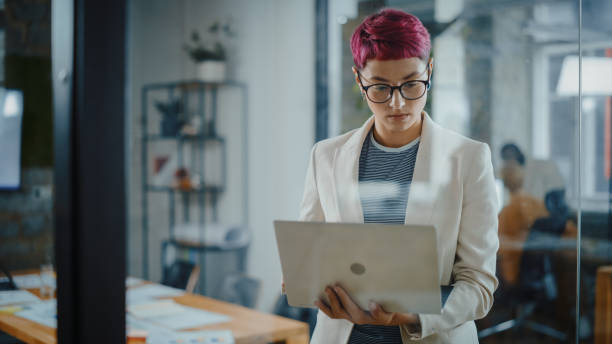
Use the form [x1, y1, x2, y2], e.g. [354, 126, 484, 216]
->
[0, 272, 309, 344]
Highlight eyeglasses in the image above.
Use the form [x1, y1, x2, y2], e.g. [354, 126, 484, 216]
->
[357, 66, 431, 103]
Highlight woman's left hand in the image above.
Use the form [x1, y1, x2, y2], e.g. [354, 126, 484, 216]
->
[314, 284, 419, 326]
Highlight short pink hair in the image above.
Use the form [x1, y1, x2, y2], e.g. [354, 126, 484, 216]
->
[350, 9, 431, 69]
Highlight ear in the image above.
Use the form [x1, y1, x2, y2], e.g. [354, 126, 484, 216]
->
[352, 66, 364, 92]
[428, 57, 434, 78]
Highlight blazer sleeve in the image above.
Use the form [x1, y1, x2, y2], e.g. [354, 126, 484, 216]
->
[416, 142, 500, 339]
[298, 143, 325, 222]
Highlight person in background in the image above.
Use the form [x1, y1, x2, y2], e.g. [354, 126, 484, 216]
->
[500, 143, 565, 202]
[497, 160, 548, 286]
[497, 161, 577, 287]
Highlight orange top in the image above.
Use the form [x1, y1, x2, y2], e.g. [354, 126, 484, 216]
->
[498, 192, 548, 285]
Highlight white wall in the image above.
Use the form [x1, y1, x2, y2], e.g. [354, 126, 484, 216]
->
[127, 0, 315, 312]
[491, 7, 533, 167]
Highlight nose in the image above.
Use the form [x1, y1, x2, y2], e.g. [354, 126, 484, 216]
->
[388, 88, 405, 110]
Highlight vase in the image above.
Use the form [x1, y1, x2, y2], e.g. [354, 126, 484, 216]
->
[196, 61, 226, 82]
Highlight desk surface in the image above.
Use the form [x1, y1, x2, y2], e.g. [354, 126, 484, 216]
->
[0, 270, 309, 344]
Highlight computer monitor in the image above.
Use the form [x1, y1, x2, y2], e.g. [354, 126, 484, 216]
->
[0, 88, 24, 190]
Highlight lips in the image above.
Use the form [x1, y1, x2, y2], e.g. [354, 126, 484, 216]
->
[388, 114, 409, 118]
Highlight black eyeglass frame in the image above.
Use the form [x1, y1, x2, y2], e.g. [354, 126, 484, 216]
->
[357, 65, 431, 103]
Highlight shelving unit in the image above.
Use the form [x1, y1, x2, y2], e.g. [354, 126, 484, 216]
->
[140, 80, 249, 291]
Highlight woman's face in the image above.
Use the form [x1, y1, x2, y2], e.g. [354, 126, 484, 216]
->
[354, 57, 432, 134]
[501, 160, 524, 192]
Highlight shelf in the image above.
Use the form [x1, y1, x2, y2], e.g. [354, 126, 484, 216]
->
[141, 79, 248, 282]
[164, 238, 249, 251]
[142, 80, 247, 91]
[146, 185, 224, 194]
[144, 134, 225, 142]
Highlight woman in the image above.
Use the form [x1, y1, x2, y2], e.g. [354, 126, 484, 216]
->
[299, 9, 499, 344]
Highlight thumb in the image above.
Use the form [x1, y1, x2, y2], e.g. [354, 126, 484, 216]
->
[369, 301, 384, 319]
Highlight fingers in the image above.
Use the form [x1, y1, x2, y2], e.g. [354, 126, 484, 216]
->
[333, 285, 369, 324]
[369, 301, 382, 317]
[316, 286, 355, 321]
[317, 285, 418, 327]
[369, 302, 394, 325]
[314, 299, 334, 318]
[326, 287, 348, 319]
[368, 302, 417, 326]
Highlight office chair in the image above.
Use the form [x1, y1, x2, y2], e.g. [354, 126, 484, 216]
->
[478, 189, 569, 341]
[216, 273, 261, 308]
[0, 266, 17, 291]
[161, 260, 200, 293]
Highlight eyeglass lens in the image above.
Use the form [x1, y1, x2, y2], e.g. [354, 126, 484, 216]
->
[366, 82, 427, 103]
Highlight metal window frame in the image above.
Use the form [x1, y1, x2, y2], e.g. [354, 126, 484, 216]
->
[53, 0, 127, 342]
[315, 0, 329, 142]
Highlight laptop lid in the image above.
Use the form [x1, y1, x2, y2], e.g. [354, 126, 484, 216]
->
[274, 221, 443, 314]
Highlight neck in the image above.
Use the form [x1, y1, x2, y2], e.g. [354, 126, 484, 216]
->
[509, 189, 524, 196]
[373, 113, 423, 148]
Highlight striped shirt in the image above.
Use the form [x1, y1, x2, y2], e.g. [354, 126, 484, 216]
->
[348, 128, 420, 344]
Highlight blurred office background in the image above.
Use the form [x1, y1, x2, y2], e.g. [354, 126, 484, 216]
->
[1, 0, 612, 343]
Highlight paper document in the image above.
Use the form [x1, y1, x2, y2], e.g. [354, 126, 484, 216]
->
[0, 290, 40, 306]
[128, 300, 230, 330]
[128, 300, 185, 318]
[6, 275, 141, 290]
[15, 299, 57, 328]
[127, 315, 234, 344]
[172, 330, 234, 343]
[0, 306, 23, 315]
[126, 276, 146, 288]
[9, 274, 56, 289]
[127, 284, 185, 305]
[152, 306, 231, 330]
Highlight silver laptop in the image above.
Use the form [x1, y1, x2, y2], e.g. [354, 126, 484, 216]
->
[274, 221, 444, 314]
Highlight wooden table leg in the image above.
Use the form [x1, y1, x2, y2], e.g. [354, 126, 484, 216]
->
[595, 265, 612, 344]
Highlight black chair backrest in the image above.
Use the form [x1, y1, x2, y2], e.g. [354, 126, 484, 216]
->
[0, 265, 17, 291]
[161, 260, 195, 290]
[217, 273, 261, 308]
[518, 189, 568, 299]
[545, 189, 568, 219]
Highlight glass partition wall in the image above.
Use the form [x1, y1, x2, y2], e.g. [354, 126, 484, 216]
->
[123, 0, 612, 343]
[0, 0, 56, 342]
[327, 0, 611, 343]
[125, 1, 315, 343]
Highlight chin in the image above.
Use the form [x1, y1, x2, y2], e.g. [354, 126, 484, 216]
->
[384, 113, 416, 130]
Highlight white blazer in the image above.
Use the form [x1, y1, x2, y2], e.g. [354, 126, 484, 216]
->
[299, 113, 499, 344]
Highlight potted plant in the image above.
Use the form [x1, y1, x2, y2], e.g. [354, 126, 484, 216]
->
[184, 20, 235, 82]
[155, 99, 185, 137]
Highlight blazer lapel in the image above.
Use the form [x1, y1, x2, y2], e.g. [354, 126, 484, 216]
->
[331, 113, 445, 226]
[404, 112, 443, 225]
[332, 116, 374, 223]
